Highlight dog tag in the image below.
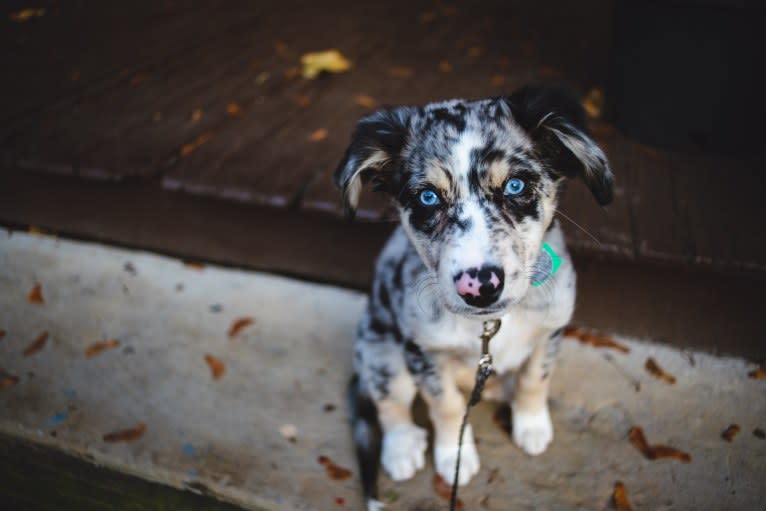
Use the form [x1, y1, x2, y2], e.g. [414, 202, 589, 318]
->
[531, 242, 562, 287]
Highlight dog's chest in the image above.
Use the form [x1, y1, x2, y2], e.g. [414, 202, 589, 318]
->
[414, 309, 544, 375]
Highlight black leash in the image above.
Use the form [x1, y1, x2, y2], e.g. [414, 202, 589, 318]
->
[449, 319, 502, 511]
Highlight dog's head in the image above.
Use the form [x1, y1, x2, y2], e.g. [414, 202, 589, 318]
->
[335, 86, 613, 316]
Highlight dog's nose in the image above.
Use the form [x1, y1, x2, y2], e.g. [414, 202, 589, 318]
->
[453, 265, 504, 308]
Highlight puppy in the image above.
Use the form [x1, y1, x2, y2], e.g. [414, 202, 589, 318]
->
[336, 86, 613, 509]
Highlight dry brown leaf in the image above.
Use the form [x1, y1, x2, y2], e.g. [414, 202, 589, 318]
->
[353, 94, 377, 108]
[748, 362, 766, 379]
[419, 12, 436, 23]
[23, 331, 48, 356]
[228, 317, 255, 338]
[85, 339, 121, 358]
[438, 60, 453, 72]
[582, 87, 605, 119]
[180, 132, 212, 157]
[204, 354, 225, 380]
[432, 475, 463, 508]
[103, 422, 146, 443]
[9, 8, 46, 22]
[721, 424, 741, 442]
[291, 95, 311, 107]
[183, 260, 205, 270]
[190, 109, 202, 122]
[388, 66, 414, 78]
[226, 103, 242, 116]
[129, 74, 148, 87]
[28, 283, 44, 304]
[308, 128, 328, 142]
[563, 325, 630, 353]
[489, 75, 506, 87]
[613, 481, 633, 511]
[467, 46, 484, 58]
[645, 357, 676, 384]
[0, 374, 19, 390]
[629, 426, 691, 462]
[300, 50, 352, 79]
[318, 455, 353, 481]
[284, 67, 301, 79]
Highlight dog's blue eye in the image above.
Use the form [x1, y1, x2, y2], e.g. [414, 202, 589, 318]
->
[504, 178, 525, 196]
[419, 189, 440, 207]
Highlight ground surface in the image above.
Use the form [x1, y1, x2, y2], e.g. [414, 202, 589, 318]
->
[1, 231, 765, 510]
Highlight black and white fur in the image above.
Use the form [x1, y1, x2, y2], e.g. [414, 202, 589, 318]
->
[336, 87, 613, 509]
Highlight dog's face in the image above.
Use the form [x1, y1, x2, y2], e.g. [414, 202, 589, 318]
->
[336, 87, 613, 316]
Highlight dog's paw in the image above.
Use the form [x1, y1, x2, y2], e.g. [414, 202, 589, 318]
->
[512, 407, 553, 456]
[434, 425, 480, 486]
[381, 424, 427, 481]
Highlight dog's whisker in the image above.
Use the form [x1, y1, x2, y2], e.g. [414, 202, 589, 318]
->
[554, 207, 602, 246]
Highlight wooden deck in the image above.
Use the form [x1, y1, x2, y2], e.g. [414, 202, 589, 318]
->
[2, 0, 764, 275]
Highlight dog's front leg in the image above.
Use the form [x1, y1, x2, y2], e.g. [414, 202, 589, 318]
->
[511, 328, 562, 456]
[411, 348, 480, 485]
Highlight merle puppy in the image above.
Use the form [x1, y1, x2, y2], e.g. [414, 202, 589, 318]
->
[335, 87, 613, 509]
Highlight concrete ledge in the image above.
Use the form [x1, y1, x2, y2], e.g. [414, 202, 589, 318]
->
[1, 232, 765, 510]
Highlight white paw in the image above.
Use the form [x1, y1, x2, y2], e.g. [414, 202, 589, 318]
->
[512, 407, 553, 456]
[381, 424, 427, 481]
[434, 425, 480, 486]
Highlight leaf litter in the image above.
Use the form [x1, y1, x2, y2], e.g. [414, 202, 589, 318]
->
[629, 426, 691, 462]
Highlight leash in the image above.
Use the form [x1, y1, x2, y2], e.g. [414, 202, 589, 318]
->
[449, 318, 502, 511]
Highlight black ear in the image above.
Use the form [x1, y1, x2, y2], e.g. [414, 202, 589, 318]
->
[334, 107, 413, 218]
[507, 86, 614, 206]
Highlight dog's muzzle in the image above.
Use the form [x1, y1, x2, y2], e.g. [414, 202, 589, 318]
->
[453, 265, 504, 308]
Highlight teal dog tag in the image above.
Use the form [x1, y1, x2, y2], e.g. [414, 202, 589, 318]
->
[531, 242, 562, 287]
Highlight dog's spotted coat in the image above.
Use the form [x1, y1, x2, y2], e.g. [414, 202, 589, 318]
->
[336, 87, 613, 509]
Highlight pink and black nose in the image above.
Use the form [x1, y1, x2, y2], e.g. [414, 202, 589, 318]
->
[453, 265, 505, 308]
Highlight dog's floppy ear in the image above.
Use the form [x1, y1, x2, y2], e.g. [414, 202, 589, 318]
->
[334, 106, 413, 218]
[507, 86, 614, 206]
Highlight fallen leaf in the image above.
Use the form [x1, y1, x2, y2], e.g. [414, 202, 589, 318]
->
[228, 317, 255, 338]
[388, 66, 414, 78]
[487, 467, 499, 484]
[300, 50, 352, 79]
[489, 75, 506, 87]
[284, 67, 301, 79]
[129, 74, 148, 87]
[255, 71, 270, 85]
[308, 128, 328, 142]
[103, 422, 146, 443]
[563, 325, 630, 353]
[721, 424, 741, 442]
[629, 426, 691, 462]
[85, 339, 121, 358]
[204, 354, 225, 380]
[335, 497, 345, 506]
[582, 87, 605, 119]
[353, 94, 377, 108]
[467, 46, 484, 58]
[23, 331, 48, 356]
[432, 475, 463, 508]
[226, 103, 241, 116]
[0, 375, 19, 390]
[292, 95, 311, 107]
[28, 283, 44, 304]
[318, 455, 352, 481]
[419, 12, 436, 23]
[748, 362, 766, 379]
[180, 132, 212, 157]
[183, 260, 205, 270]
[645, 357, 676, 384]
[613, 481, 633, 511]
[439, 60, 453, 72]
[9, 8, 46, 22]
[190, 109, 202, 122]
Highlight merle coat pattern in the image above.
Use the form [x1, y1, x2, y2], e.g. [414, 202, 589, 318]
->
[336, 87, 613, 509]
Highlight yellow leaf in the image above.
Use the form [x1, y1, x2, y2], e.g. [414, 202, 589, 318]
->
[308, 129, 328, 142]
[300, 50, 352, 79]
[9, 8, 46, 22]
